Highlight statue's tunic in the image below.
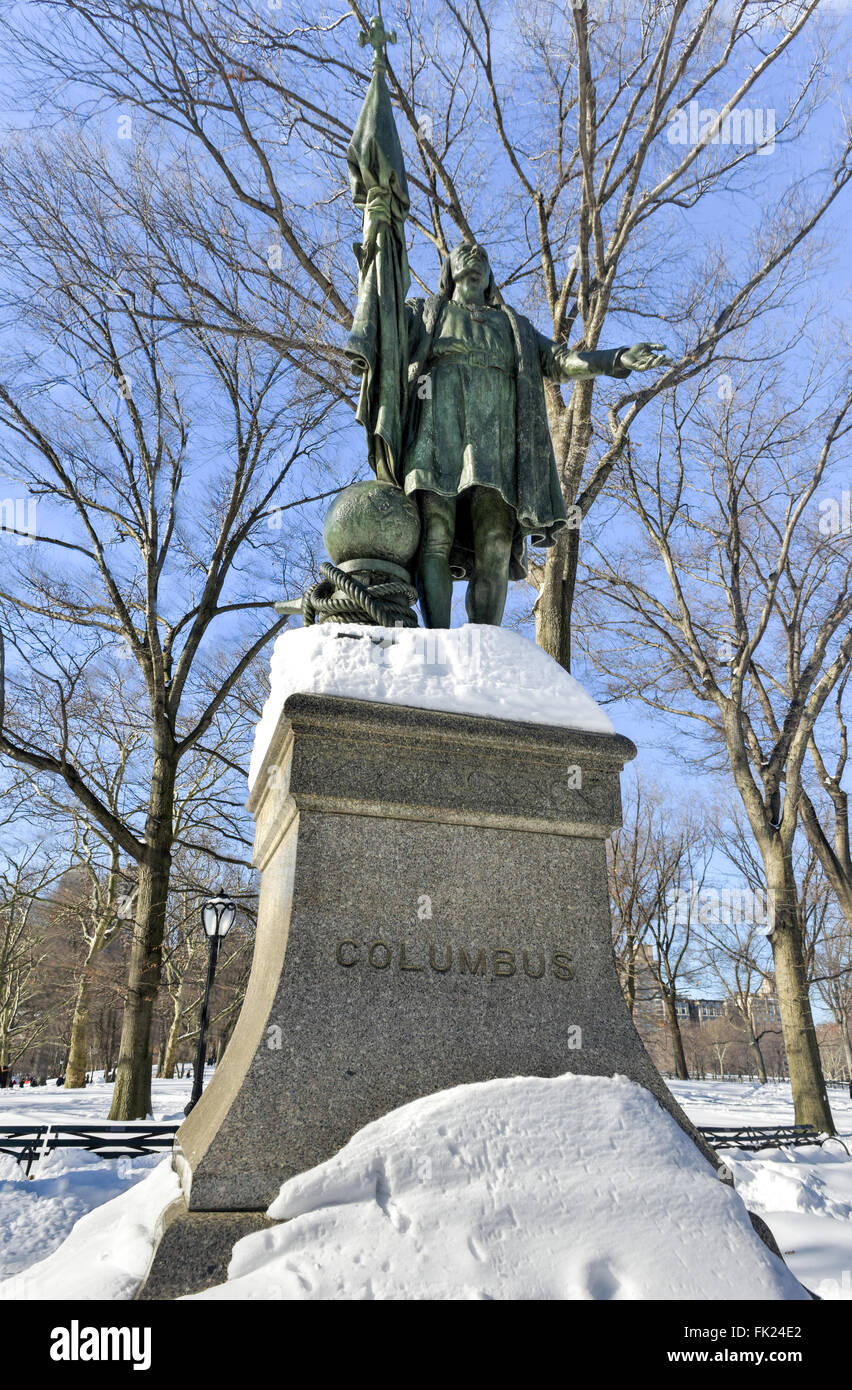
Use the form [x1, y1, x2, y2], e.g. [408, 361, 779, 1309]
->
[400, 296, 626, 579]
[404, 302, 520, 511]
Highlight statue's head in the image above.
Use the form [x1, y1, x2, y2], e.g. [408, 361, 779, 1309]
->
[438, 242, 499, 303]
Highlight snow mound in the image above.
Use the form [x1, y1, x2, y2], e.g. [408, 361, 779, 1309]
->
[731, 1152, 852, 1222]
[0, 1159, 181, 1301]
[0, 1147, 166, 1282]
[192, 1074, 805, 1301]
[249, 623, 614, 789]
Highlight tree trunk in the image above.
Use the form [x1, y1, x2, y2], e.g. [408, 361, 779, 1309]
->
[769, 855, 834, 1132]
[623, 936, 637, 1017]
[160, 1003, 182, 1080]
[747, 1022, 768, 1085]
[533, 529, 578, 672]
[663, 993, 690, 1080]
[108, 851, 171, 1119]
[109, 752, 175, 1120]
[841, 1019, 852, 1082]
[64, 972, 92, 1089]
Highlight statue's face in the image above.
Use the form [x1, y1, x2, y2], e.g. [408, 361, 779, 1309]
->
[450, 242, 490, 287]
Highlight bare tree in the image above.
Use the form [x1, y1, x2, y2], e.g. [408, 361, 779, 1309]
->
[609, 774, 705, 1078]
[704, 1017, 735, 1081]
[637, 814, 705, 1082]
[584, 354, 852, 1131]
[0, 846, 61, 1073]
[813, 931, 852, 1081]
[156, 852, 254, 1079]
[55, 837, 130, 1089]
[2, 1, 849, 666]
[608, 773, 656, 1017]
[809, 875, 852, 1082]
[1, 658, 266, 1091]
[0, 127, 339, 1117]
[693, 857, 777, 1085]
[799, 670, 852, 926]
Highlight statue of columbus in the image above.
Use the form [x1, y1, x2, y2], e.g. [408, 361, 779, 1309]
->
[345, 15, 670, 628]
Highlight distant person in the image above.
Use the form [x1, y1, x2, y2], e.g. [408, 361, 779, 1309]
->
[56, 1074, 65, 1087]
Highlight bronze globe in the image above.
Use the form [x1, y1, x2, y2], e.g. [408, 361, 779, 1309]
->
[323, 480, 421, 569]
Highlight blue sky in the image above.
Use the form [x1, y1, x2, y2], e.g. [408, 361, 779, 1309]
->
[0, 0, 849, 1018]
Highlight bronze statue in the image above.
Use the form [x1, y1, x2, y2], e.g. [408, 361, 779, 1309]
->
[345, 15, 670, 628]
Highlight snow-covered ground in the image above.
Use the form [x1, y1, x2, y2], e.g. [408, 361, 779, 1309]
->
[0, 1074, 190, 1284]
[0, 1073, 189, 1126]
[669, 1078, 852, 1131]
[1, 1074, 851, 1299]
[669, 1080, 852, 1299]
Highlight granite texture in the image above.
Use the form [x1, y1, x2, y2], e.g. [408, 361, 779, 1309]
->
[173, 694, 720, 1213]
[136, 1199, 273, 1300]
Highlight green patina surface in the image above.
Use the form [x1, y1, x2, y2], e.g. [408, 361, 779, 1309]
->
[339, 15, 670, 627]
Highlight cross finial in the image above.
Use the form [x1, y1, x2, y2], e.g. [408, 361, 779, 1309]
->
[359, 12, 396, 72]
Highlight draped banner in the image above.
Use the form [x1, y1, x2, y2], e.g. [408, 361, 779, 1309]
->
[344, 61, 410, 488]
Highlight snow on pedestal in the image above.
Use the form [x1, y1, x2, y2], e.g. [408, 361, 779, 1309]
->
[248, 623, 614, 791]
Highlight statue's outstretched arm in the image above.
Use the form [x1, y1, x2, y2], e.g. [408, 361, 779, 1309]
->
[540, 338, 630, 381]
[539, 336, 672, 381]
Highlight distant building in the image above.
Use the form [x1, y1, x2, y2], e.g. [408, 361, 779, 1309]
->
[692, 998, 725, 1022]
[620, 948, 780, 1031]
[749, 976, 781, 1026]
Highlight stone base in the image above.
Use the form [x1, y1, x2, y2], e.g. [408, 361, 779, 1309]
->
[167, 694, 719, 1218]
[136, 1199, 273, 1300]
[135, 1079, 803, 1301]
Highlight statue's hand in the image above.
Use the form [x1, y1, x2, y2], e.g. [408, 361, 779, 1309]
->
[361, 188, 394, 260]
[619, 342, 673, 372]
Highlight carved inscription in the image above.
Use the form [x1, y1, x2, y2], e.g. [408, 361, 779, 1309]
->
[335, 939, 574, 981]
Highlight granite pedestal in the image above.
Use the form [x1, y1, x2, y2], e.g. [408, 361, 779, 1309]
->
[139, 692, 721, 1296]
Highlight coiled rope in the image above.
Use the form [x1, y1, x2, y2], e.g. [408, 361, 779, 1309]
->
[302, 561, 419, 628]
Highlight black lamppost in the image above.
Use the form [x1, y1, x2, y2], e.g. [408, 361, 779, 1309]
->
[184, 895, 236, 1116]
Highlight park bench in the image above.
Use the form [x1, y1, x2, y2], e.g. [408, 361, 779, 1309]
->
[0, 1122, 179, 1177]
[698, 1123, 850, 1154]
